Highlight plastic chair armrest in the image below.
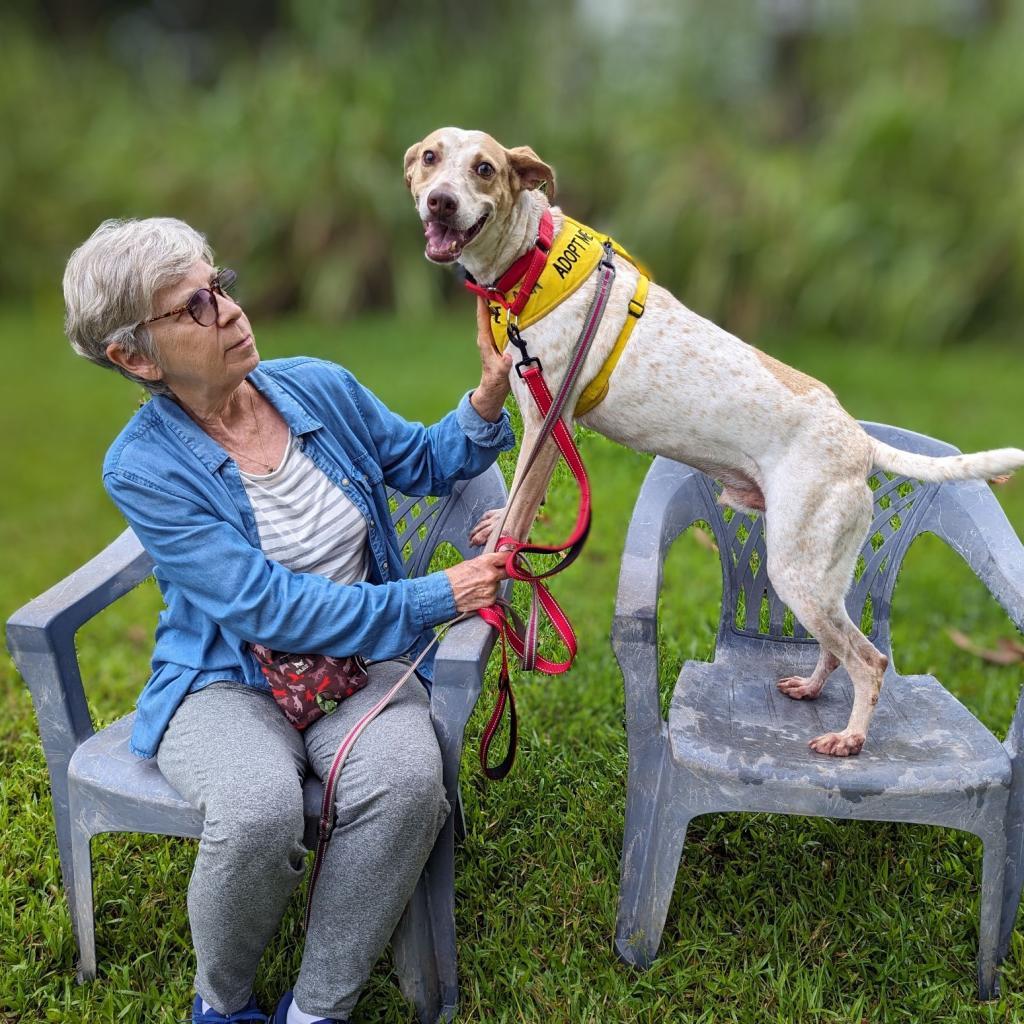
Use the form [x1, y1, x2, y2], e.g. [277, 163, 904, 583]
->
[429, 596, 503, 818]
[432, 613, 501, 697]
[7, 528, 152, 640]
[5, 528, 153, 758]
[613, 459, 708, 747]
[923, 482, 1024, 756]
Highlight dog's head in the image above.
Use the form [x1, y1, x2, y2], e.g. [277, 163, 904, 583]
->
[404, 127, 556, 264]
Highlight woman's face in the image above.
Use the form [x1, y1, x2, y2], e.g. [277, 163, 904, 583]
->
[144, 260, 259, 402]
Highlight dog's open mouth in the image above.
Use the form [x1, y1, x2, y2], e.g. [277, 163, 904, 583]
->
[423, 213, 489, 263]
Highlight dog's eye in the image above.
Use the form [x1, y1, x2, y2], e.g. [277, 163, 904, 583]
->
[422, 150, 436, 166]
[476, 161, 495, 179]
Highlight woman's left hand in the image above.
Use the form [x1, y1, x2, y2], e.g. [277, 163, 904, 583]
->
[469, 297, 513, 422]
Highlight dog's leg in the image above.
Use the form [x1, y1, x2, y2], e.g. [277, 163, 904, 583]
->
[485, 407, 563, 554]
[774, 603, 887, 756]
[777, 647, 840, 700]
[805, 611, 888, 756]
[765, 475, 888, 756]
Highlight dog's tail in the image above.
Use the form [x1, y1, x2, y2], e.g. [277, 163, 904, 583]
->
[870, 439, 1024, 484]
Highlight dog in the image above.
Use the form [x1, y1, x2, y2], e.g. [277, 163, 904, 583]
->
[404, 126, 1024, 757]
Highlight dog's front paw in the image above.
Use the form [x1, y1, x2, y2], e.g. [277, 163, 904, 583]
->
[808, 731, 865, 757]
[468, 508, 505, 548]
[777, 675, 824, 700]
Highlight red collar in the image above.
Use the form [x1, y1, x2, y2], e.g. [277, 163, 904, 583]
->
[464, 209, 554, 318]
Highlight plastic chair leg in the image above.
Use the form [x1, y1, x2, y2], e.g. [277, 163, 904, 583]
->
[70, 819, 97, 983]
[50, 789, 81, 956]
[392, 873, 447, 1024]
[453, 786, 467, 845]
[424, 813, 458, 1020]
[998, 764, 1024, 964]
[615, 766, 691, 969]
[978, 825, 1008, 1000]
[999, 834, 1024, 964]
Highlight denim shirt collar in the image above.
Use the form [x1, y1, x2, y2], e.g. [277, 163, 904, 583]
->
[149, 368, 324, 474]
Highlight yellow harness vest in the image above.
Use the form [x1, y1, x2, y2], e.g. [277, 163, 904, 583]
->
[486, 216, 651, 418]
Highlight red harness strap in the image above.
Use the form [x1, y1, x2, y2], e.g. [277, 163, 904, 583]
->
[464, 209, 554, 317]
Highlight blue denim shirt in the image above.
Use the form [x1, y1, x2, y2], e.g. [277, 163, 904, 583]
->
[102, 356, 514, 759]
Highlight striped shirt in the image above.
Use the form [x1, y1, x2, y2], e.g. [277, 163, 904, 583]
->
[239, 434, 369, 585]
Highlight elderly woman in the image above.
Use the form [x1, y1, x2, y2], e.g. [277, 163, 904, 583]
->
[62, 217, 514, 1024]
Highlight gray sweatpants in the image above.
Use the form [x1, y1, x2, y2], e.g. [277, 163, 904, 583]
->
[156, 660, 450, 1020]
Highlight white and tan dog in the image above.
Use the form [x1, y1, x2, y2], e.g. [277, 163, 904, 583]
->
[405, 126, 1024, 757]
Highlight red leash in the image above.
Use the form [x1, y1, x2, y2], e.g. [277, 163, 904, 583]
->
[304, 218, 607, 926]
[475, 365, 590, 779]
[469, 223, 618, 780]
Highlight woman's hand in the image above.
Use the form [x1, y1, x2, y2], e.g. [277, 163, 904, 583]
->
[469, 297, 513, 422]
[444, 551, 509, 613]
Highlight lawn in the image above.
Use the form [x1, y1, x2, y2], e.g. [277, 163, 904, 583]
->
[2, 303, 1023, 1023]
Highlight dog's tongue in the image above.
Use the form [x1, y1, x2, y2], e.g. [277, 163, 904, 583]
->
[424, 220, 465, 262]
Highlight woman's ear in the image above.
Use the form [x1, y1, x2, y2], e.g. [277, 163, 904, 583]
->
[506, 145, 557, 200]
[106, 339, 163, 383]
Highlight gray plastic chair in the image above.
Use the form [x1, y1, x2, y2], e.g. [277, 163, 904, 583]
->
[611, 423, 1024, 999]
[6, 465, 508, 1024]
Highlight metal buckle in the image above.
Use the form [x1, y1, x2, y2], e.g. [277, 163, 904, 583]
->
[515, 357, 542, 378]
[505, 319, 542, 377]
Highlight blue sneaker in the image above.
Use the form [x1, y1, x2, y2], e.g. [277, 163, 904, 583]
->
[191, 993, 268, 1022]
[272, 990, 346, 1024]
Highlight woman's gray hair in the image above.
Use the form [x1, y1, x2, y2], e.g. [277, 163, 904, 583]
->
[63, 218, 214, 397]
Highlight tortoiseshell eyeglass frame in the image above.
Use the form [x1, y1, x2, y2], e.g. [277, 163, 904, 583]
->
[141, 268, 237, 328]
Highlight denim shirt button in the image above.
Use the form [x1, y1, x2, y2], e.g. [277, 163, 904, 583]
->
[382, 559, 389, 572]
[342, 477, 350, 486]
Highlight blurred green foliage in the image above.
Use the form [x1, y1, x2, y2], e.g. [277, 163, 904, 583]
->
[5, 0, 1024, 344]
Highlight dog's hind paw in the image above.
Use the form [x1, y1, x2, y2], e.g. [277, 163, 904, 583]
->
[777, 675, 824, 700]
[808, 731, 865, 756]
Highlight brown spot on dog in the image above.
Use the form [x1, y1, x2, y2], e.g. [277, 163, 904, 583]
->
[755, 349, 828, 397]
[404, 135, 447, 193]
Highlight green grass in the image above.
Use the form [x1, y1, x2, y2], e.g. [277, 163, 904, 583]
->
[2, 305, 1023, 1023]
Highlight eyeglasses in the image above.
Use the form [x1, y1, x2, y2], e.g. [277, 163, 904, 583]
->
[141, 268, 238, 328]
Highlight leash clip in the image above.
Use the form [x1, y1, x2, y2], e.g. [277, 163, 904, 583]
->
[506, 322, 542, 378]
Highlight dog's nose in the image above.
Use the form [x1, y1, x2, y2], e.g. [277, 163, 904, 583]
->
[427, 189, 459, 220]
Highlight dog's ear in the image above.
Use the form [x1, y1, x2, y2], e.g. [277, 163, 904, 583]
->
[403, 142, 422, 191]
[507, 146, 557, 200]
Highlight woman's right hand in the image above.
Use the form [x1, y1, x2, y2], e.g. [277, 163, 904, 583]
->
[444, 552, 509, 613]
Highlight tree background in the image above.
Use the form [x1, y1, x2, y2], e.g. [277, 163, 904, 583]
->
[4, 0, 1023, 346]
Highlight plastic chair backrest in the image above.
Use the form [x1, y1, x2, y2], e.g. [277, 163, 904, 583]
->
[683, 425, 951, 657]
